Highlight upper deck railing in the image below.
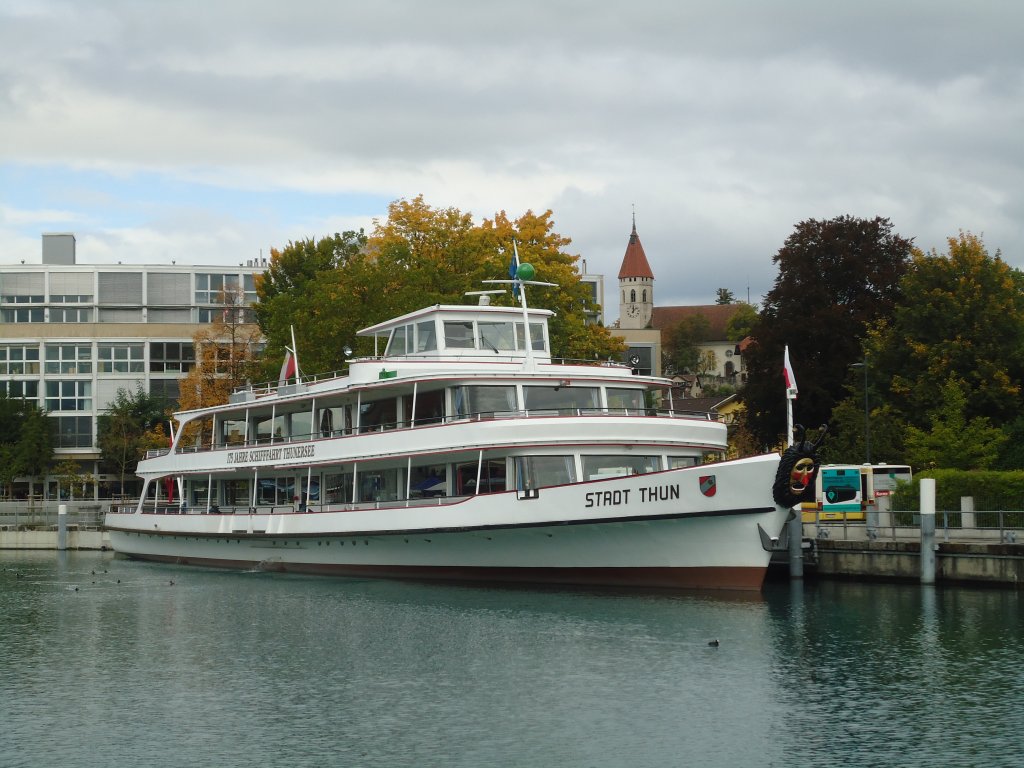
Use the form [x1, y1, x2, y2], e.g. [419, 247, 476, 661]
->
[144, 406, 720, 459]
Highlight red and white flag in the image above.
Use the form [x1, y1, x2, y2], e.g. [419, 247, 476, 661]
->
[278, 350, 297, 384]
[783, 345, 798, 398]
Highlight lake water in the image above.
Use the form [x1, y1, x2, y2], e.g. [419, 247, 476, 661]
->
[2, 551, 1022, 768]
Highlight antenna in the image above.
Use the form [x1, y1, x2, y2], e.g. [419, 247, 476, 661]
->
[482, 240, 558, 368]
[464, 290, 505, 306]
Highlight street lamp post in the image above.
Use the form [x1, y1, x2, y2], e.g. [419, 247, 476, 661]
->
[850, 358, 870, 464]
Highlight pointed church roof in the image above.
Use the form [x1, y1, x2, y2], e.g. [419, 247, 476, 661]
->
[617, 218, 654, 280]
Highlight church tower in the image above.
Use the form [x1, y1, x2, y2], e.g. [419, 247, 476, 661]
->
[617, 216, 654, 329]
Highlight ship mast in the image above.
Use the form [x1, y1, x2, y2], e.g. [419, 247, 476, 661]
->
[482, 240, 557, 369]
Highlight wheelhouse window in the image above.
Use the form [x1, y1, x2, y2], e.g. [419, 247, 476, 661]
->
[444, 321, 475, 349]
[523, 386, 599, 414]
[478, 322, 516, 351]
[516, 455, 576, 490]
[515, 322, 545, 352]
[581, 455, 661, 480]
[454, 385, 517, 418]
[415, 320, 437, 352]
[386, 325, 409, 356]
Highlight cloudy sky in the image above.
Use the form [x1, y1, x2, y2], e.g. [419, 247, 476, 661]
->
[2, 0, 1021, 321]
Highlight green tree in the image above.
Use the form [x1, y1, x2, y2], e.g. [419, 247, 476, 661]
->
[867, 232, 1024, 429]
[725, 303, 758, 342]
[17, 404, 53, 501]
[662, 315, 711, 376]
[741, 215, 913, 447]
[715, 288, 736, 304]
[903, 378, 1007, 470]
[98, 386, 170, 493]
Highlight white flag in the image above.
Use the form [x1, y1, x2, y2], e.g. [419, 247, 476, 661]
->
[783, 346, 798, 398]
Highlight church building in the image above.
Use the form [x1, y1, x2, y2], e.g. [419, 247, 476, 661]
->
[612, 219, 749, 392]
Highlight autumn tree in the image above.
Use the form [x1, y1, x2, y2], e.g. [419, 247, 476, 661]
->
[255, 197, 623, 376]
[178, 286, 263, 447]
[741, 216, 913, 448]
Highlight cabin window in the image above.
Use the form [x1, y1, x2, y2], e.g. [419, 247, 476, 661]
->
[523, 386, 599, 414]
[254, 415, 273, 444]
[415, 320, 437, 352]
[516, 455, 576, 490]
[220, 417, 247, 446]
[478, 322, 516, 352]
[515, 322, 545, 352]
[402, 389, 445, 427]
[359, 468, 399, 502]
[188, 479, 211, 508]
[319, 409, 334, 437]
[223, 479, 250, 507]
[410, 464, 447, 497]
[324, 472, 353, 504]
[455, 460, 506, 495]
[257, 476, 295, 507]
[668, 456, 699, 468]
[454, 385, 517, 418]
[581, 455, 661, 480]
[386, 325, 409, 356]
[444, 321, 475, 349]
[290, 410, 313, 442]
[606, 388, 645, 413]
[359, 398, 398, 432]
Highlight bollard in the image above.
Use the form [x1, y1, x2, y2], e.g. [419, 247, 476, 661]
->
[920, 479, 936, 584]
[960, 496, 975, 530]
[788, 510, 803, 579]
[57, 503, 68, 551]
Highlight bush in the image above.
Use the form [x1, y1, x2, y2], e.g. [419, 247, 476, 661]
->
[892, 469, 1024, 511]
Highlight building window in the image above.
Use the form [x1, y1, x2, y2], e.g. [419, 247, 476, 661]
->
[98, 343, 145, 373]
[45, 381, 92, 411]
[0, 308, 44, 323]
[630, 289, 636, 303]
[0, 345, 41, 375]
[149, 378, 182, 404]
[49, 294, 93, 303]
[52, 416, 93, 448]
[196, 273, 257, 306]
[1, 380, 38, 400]
[642, 289, 647, 302]
[198, 307, 257, 324]
[149, 342, 195, 372]
[45, 344, 93, 374]
[49, 307, 93, 323]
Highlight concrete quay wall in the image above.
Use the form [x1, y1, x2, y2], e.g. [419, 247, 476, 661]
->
[811, 539, 1024, 587]
[0, 528, 110, 551]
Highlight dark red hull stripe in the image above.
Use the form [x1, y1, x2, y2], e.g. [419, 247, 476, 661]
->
[109, 505, 775, 541]
[124, 553, 768, 591]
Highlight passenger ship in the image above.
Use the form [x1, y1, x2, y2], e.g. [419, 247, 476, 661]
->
[106, 279, 793, 590]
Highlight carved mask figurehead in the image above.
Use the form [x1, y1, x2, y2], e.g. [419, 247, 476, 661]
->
[790, 457, 815, 493]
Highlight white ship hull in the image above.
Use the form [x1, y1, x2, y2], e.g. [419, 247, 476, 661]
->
[106, 454, 789, 590]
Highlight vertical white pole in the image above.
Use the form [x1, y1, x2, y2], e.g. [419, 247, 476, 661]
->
[920, 478, 936, 584]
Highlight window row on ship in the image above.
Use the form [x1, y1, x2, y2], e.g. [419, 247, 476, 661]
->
[177, 382, 710, 453]
[141, 448, 710, 515]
